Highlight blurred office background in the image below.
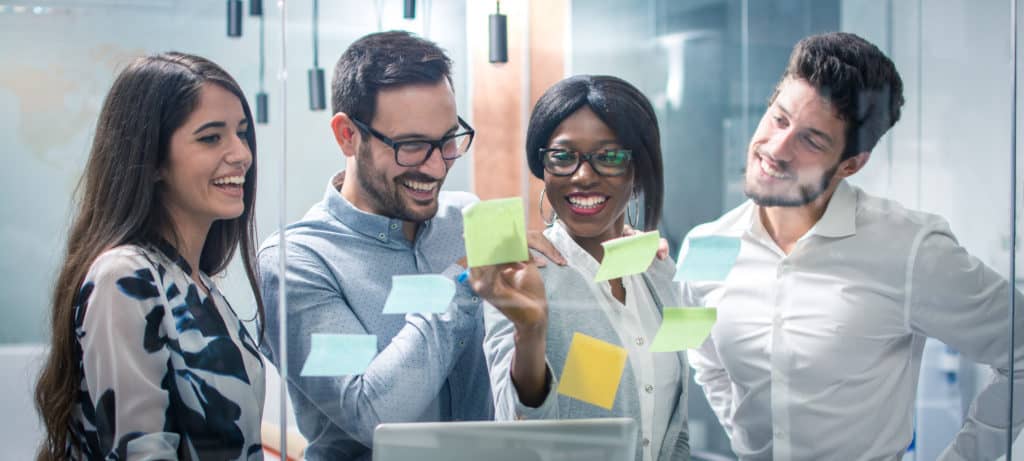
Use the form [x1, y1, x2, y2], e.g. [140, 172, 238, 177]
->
[1, 0, 1020, 459]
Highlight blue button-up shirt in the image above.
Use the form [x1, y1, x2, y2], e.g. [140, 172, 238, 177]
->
[258, 172, 494, 461]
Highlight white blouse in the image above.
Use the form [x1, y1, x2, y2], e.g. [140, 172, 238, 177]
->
[70, 242, 264, 460]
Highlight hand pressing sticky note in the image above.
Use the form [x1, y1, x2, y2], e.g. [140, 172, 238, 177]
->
[382, 274, 456, 314]
[557, 332, 628, 410]
[300, 334, 377, 377]
[675, 236, 742, 282]
[649, 307, 717, 352]
[462, 197, 529, 268]
[594, 230, 661, 282]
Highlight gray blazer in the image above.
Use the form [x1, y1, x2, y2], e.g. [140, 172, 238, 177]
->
[483, 225, 690, 461]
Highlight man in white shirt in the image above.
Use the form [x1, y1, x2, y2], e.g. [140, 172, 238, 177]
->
[682, 31, 1023, 460]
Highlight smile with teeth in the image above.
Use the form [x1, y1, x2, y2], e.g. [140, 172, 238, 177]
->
[759, 157, 790, 179]
[213, 176, 245, 186]
[403, 179, 436, 192]
[567, 195, 608, 209]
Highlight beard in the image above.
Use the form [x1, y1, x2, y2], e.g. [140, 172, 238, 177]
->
[744, 159, 840, 207]
[355, 141, 443, 223]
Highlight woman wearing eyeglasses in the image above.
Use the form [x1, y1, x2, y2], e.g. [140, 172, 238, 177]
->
[470, 75, 689, 461]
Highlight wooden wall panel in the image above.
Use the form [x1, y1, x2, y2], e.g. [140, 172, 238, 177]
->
[469, 0, 568, 231]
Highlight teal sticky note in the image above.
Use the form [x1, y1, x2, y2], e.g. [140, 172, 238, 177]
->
[382, 274, 456, 314]
[649, 307, 717, 352]
[462, 197, 529, 268]
[300, 334, 377, 377]
[675, 236, 741, 282]
[594, 231, 661, 282]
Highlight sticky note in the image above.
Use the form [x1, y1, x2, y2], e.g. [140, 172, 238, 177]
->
[594, 230, 661, 282]
[300, 334, 377, 377]
[557, 332, 628, 410]
[382, 274, 456, 314]
[462, 198, 529, 268]
[649, 307, 718, 352]
[675, 236, 741, 281]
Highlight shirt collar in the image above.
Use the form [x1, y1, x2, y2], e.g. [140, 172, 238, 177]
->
[806, 180, 857, 238]
[322, 170, 420, 246]
[744, 179, 858, 240]
[544, 221, 602, 278]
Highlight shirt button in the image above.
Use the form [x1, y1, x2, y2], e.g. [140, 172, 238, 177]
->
[644, 384, 654, 394]
[635, 337, 645, 346]
[377, 232, 387, 241]
[642, 438, 650, 447]
[774, 429, 786, 439]
[390, 223, 399, 230]
[471, 296, 480, 303]
[458, 339, 466, 347]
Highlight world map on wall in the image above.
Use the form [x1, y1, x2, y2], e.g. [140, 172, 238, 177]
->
[0, 44, 143, 166]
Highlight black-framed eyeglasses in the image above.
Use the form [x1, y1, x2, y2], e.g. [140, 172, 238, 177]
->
[351, 116, 475, 167]
[539, 148, 633, 177]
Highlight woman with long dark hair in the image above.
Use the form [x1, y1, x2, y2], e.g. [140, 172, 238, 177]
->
[472, 75, 689, 461]
[34, 52, 265, 460]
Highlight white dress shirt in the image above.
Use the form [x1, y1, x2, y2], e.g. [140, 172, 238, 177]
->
[554, 224, 683, 461]
[682, 180, 1024, 460]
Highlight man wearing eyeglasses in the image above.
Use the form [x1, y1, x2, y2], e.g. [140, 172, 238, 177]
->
[257, 31, 493, 460]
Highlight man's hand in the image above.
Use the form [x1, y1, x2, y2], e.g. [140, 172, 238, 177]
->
[623, 224, 670, 260]
[469, 261, 548, 332]
[526, 230, 566, 267]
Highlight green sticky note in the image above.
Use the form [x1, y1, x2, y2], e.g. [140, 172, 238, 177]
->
[462, 197, 529, 268]
[300, 334, 377, 377]
[675, 236, 741, 281]
[382, 274, 456, 314]
[649, 307, 717, 352]
[594, 230, 660, 282]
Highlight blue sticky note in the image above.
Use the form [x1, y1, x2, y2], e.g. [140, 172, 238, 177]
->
[382, 274, 456, 314]
[300, 334, 377, 377]
[674, 236, 741, 282]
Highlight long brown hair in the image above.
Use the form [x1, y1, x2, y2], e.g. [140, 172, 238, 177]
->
[34, 52, 265, 460]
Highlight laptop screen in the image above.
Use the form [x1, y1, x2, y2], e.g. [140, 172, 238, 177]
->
[373, 417, 638, 461]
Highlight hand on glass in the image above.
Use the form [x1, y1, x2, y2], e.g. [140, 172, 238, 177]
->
[469, 261, 548, 332]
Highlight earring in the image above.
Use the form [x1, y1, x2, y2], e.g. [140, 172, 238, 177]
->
[627, 192, 639, 229]
[539, 187, 556, 226]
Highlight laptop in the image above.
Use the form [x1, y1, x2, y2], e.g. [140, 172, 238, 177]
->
[373, 417, 638, 461]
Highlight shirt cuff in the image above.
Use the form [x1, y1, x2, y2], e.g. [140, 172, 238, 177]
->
[512, 360, 559, 420]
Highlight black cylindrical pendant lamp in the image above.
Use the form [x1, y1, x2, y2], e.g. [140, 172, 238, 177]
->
[250, 0, 263, 16]
[227, 0, 243, 37]
[489, 2, 507, 63]
[256, 92, 269, 124]
[308, 68, 326, 111]
[308, 0, 326, 110]
[403, 0, 416, 19]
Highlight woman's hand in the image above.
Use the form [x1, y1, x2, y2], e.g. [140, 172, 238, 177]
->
[470, 260, 550, 406]
[470, 261, 548, 332]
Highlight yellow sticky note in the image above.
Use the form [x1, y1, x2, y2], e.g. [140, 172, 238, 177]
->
[649, 307, 717, 352]
[594, 230, 660, 282]
[462, 197, 529, 268]
[557, 332, 628, 410]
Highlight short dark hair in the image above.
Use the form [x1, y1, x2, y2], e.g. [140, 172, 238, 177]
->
[525, 75, 664, 230]
[331, 30, 453, 124]
[771, 32, 905, 159]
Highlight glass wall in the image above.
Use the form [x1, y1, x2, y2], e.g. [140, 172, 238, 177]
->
[569, 0, 1021, 458]
[0, 1, 470, 458]
[1, 0, 1019, 459]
